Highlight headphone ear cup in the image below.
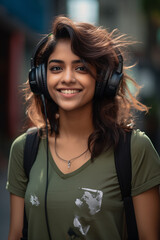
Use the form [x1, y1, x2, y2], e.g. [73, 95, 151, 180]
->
[95, 70, 110, 99]
[105, 71, 123, 98]
[39, 63, 51, 99]
[29, 67, 40, 94]
[95, 70, 123, 99]
[95, 48, 123, 99]
[29, 63, 51, 99]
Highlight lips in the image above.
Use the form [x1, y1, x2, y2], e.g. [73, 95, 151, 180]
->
[57, 89, 82, 94]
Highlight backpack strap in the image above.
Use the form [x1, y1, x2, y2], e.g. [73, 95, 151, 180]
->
[21, 127, 41, 240]
[114, 131, 139, 240]
[24, 127, 40, 178]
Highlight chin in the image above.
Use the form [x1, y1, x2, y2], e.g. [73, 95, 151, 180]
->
[59, 106, 80, 112]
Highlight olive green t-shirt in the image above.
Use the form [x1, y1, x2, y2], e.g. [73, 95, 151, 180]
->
[6, 130, 160, 240]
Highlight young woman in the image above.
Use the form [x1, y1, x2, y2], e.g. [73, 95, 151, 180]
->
[7, 16, 160, 240]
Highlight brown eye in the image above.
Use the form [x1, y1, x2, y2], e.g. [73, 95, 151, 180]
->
[50, 66, 62, 71]
[76, 66, 88, 72]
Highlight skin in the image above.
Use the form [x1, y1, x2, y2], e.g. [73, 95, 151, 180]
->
[8, 39, 160, 240]
[8, 194, 24, 240]
[133, 186, 160, 240]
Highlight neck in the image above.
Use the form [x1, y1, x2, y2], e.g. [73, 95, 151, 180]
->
[58, 108, 94, 139]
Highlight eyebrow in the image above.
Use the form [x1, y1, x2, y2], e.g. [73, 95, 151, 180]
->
[48, 59, 83, 64]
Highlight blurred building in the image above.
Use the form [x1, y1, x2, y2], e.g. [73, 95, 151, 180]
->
[99, 0, 160, 152]
[0, 0, 56, 146]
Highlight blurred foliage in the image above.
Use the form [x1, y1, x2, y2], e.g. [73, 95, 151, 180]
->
[142, 0, 160, 13]
[142, 0, 160, 25]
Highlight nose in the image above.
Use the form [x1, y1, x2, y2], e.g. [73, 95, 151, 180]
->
[61, 67, 76, 84]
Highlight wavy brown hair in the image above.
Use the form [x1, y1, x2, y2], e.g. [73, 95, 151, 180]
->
[24, 16, 148, 159]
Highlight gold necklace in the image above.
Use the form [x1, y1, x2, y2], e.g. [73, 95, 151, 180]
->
[54, 135, 88, 169]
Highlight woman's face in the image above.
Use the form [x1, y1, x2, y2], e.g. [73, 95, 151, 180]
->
[47, 39, 96, 113]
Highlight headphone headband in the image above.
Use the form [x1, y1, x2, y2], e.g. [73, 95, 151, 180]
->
[31, 35, 50, 68]
[114, 47, 123, 74]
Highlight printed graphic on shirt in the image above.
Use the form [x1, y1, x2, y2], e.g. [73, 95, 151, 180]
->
[74, 188, 103, 236]
[30, 194, 40, 206]
[73, 215, 90, 236]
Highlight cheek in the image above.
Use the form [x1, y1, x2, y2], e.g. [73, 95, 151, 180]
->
[46, 71, 51, 88]
[47, 79, 52, 96]
[46, 74, 58, 100]
[47, 73, 58, 89]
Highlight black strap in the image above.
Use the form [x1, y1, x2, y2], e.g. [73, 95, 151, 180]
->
[21, 128, 40, 240]
[24, 128, 40, 178]
[114, 131, 139, 240]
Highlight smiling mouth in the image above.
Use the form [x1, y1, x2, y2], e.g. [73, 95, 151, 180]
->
[57, 89, 82, 94]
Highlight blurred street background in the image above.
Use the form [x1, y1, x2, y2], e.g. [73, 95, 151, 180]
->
[0, 0, 160, 239]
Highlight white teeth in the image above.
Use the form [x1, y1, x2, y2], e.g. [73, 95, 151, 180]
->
[60, 89, 80, 94]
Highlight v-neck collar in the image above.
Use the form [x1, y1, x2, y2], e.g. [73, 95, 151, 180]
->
[42, 138, 92, 179]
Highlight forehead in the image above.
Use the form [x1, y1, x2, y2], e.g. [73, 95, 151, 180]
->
[47, 39, 97, 75]
[48, 39, 80, 61]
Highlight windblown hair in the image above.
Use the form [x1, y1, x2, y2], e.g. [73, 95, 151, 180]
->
[24, 15, 148, 159]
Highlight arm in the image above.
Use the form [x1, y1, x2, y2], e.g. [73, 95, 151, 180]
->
[8, 194, 24, 240]
[133, 186, 160, 240]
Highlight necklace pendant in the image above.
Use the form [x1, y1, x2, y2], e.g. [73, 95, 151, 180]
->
[68, 160, 71, 168]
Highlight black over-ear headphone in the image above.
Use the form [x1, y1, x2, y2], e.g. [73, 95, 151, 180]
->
[29, 35, 51, 99]
[95, 50, 123, 98]
[29, 34, 123, 99]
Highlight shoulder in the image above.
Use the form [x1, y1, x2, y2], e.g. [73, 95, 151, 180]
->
[131, 129, 151, 144]
[130, 129, 160, 195]
[12, 132, 27, 145]
[130, 129, 160, 163]
[10, 133, 27, 157]
[10, 127, 39, 156]
[131, 129, 156, 154]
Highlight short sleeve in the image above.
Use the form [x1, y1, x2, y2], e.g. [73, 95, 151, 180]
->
[131, 129, 160, 196]
[6, 133, 28, 198]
